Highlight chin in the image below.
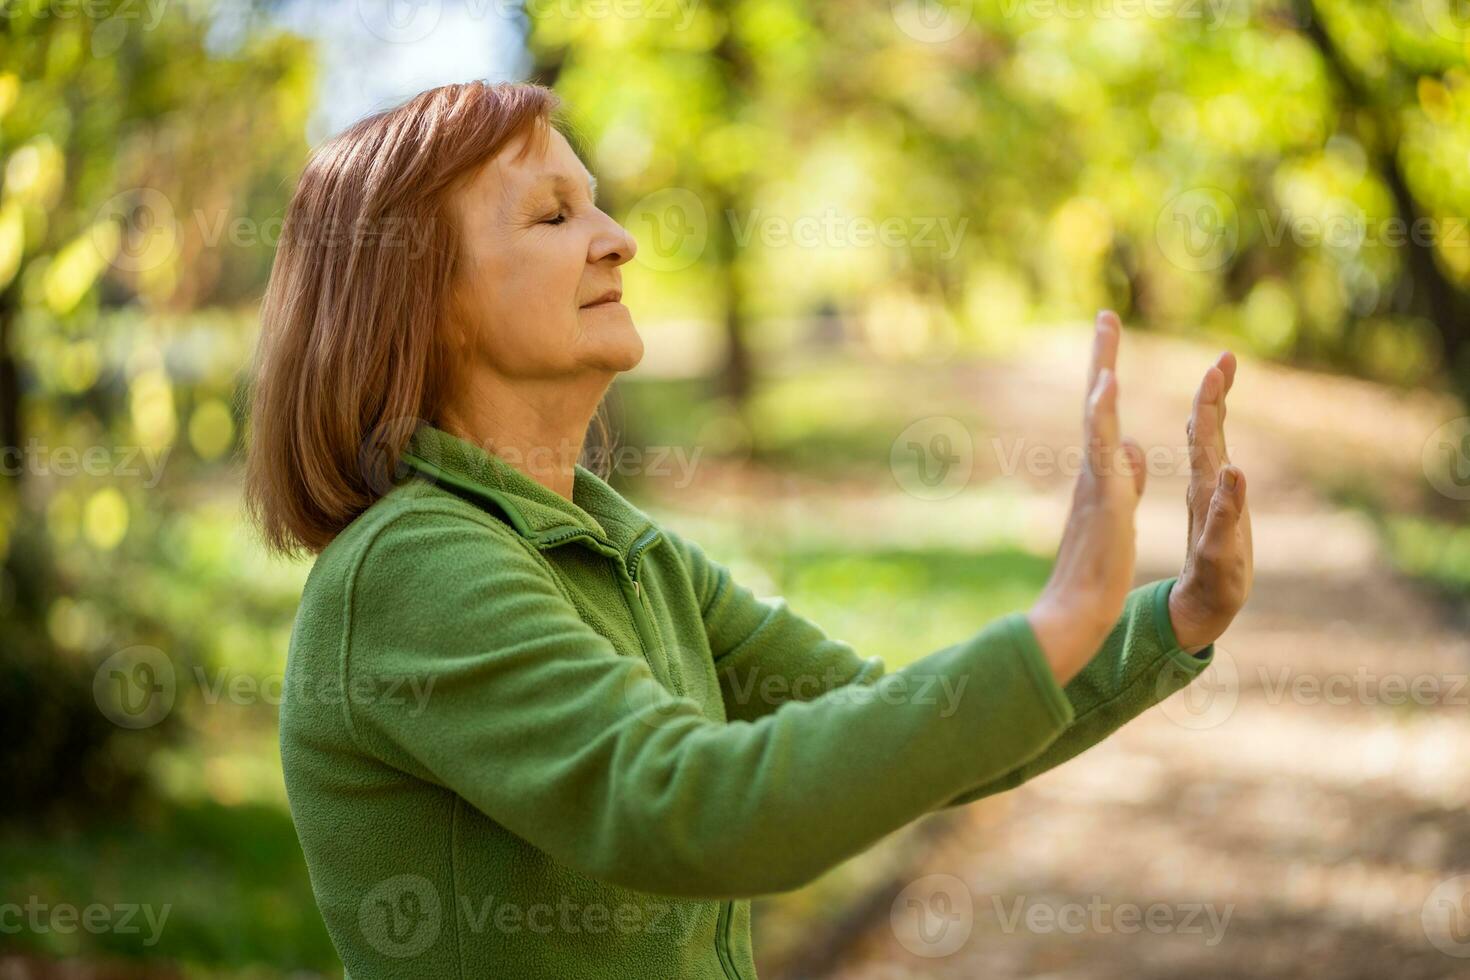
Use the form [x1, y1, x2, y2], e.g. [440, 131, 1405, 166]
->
[610, 330, 645, 372]
[580, 319, 644, 373]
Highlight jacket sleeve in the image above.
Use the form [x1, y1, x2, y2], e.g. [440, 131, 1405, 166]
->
[663, 526, 1215, 809]
[660, 526, 888, 723]
[937, 576, 1215, 809]
[341, 507, 1076, 901]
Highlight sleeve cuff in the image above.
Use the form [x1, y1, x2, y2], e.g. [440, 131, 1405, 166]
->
[1153, 577, 1215, 669]
[1003, 612, 1077, 729]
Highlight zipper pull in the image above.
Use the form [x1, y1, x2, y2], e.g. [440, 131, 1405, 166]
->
[633, 579, 641, 598]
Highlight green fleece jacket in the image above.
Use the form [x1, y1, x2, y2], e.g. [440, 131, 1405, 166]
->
[279, 422, 1214, 979]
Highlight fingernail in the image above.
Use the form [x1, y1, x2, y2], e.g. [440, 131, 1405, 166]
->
[1222, 467, 1238, 491]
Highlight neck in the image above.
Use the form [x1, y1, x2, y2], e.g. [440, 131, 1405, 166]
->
[438, 370, 611, 501]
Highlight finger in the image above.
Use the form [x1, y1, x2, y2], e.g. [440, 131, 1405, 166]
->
[1198, 464, 1245, 562]
[1086, 367, 1122, 480]
[1189, 364, 1228, 489]
[1216, 350, 1237, 395]
[1215, 350, 1237, 426]
[1121, 436, 1147, 498]
[1085, 310, 1121, 407]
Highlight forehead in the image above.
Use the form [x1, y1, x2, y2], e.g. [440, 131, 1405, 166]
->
[477, 126, 596, 204]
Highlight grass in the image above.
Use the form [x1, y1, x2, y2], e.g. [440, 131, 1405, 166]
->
[1374, 511, 1470, 600]
[0, 800, 337, 977]
[1325, 480, 1470, 608]
[770, 545, 1053, 667]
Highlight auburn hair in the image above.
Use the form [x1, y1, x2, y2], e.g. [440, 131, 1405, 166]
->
[243, 80, 608, 559]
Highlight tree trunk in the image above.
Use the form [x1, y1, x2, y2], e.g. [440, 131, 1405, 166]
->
[1292, 0, 1470, 392]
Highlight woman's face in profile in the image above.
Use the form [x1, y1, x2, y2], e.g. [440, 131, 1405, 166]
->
[447, 123, 642, 381]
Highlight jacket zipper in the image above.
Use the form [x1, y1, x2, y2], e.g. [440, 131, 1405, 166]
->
[536, 525, 682, 694]
[714, 900, 740, 979]
[542, 524, 737, 978]
[623, 528, 683, 696]
[630, 526, 736, 977]
[626, 525, 660, 581]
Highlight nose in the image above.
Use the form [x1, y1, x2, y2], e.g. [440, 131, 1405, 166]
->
[589, 209, 637, 267]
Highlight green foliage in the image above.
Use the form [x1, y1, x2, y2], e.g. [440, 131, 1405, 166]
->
[533, 0, 1470, 388]
[0, 5, 314, 820]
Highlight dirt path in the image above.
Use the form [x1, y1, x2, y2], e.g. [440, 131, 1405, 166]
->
[825, 330, 1470, 979]
[656, 327, 1470, 979]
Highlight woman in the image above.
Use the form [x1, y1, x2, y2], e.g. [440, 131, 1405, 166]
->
[245, 80, 1251, 979]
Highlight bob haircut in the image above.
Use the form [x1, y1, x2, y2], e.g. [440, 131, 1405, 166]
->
[243, 80, 605, 559]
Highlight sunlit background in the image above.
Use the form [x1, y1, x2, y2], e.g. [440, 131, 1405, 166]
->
[5, 0, 1470, 977]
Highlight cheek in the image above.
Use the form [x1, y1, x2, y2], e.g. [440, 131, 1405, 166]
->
[460, 235, 586, 369]
[542, 234, 589, 305]
[499, 231, 583, 308]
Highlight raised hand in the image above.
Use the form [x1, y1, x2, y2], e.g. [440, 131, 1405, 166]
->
[1168, 351, 1253, 654]
[1026, 311, 1148, 685]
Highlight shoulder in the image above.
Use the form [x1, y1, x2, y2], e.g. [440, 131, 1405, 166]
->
[303, 487, 547, 615]
[650, 522, 723, 597]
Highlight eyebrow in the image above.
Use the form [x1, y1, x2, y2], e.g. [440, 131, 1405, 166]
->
[530, 172, 598, 206]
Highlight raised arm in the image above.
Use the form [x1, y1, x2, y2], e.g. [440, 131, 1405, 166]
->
[940, 575, 1212, 808]
[343, 505, 1076, 901]
[665, 525, 1213, 810]
[944, 309, 1250, 805]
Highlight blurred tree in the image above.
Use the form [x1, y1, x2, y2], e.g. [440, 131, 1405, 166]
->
[0, 2, 313, 817]
[526, 0, 1470, 405]
[1286, 0, 1470, 388]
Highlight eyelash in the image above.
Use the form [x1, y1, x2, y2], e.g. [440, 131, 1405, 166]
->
[542, 211, 567, 226]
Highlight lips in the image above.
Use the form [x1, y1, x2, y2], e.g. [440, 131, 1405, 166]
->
[580, 289, 622, 308]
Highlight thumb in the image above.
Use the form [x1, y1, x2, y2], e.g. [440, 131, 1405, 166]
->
[1199, 464, 1245, 556]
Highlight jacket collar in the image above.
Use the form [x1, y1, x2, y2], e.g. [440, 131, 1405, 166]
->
[398, 423, 659, 556]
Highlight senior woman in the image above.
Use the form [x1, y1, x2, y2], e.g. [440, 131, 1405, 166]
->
[244, 80, 1251, 979]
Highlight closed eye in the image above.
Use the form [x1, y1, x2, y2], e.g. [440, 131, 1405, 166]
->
[541, 211, 567, 226]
